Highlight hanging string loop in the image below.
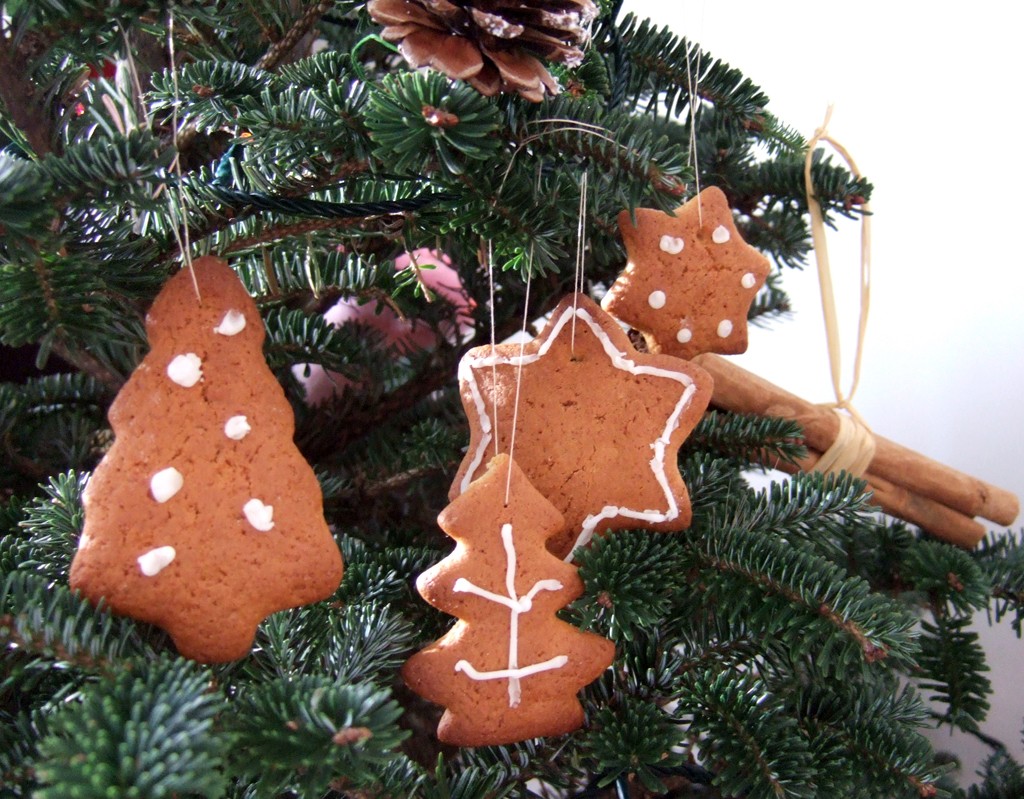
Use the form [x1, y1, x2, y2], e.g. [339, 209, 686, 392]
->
[803, 105, 875, 477]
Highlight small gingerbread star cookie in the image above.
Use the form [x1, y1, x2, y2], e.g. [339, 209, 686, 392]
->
[602, 186, 771, 360]
[450, 294, 713, 560]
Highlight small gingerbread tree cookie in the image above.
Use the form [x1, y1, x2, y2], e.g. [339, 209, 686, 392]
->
[404, 454, 614, 747]
[69, 256, 343, 663]
[602, 186, 771, 360]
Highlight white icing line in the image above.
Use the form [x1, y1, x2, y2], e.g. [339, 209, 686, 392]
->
[741, 272, 757, 289]
[150, 467, 183, 503]
[451, 522, 565, 706]
[454, 577, 519, 611]
[243, 498, 275, 531]
[712, 225, 731, 244]
[647, 290, 667, 310]
[717, 319, 734, 338]
[455, 655, 569, 681]
[659, 235, 684, 254]
[224, 415, 251, 440]
[213, 309, 246, 336]
[166, 353, 202, 387]
[137, 545, 176, 576]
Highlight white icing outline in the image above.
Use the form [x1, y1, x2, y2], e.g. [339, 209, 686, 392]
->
[452, 523, 565, 706]
[458, 304, 699, 559]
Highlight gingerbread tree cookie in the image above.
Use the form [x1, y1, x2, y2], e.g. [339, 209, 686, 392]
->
[69, 256, 343, 663]
[450, 293, 713, 560]
[602, 186, 771, 360]
[404, 454, 614, 746]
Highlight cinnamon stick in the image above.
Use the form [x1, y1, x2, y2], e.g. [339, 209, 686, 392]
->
[784, 450, 987, 548]
[694, 353, 1020, 533]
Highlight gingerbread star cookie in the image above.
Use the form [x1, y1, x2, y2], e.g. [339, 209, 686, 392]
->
[602, 186, 771, 360]
[405, 454, 614, 746]
[450, 293, 713, 560]
[70, 256, 344, 663]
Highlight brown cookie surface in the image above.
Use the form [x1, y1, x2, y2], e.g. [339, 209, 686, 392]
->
[404, 454, 614, 746]
[450, 294, 713, 559]
[602, 186, 771, 359]
[69, 256, 343, 663]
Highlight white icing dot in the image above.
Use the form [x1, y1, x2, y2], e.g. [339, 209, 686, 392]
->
[712, 225, 731, 244]
[150, 467, 183, 503]
[167, 353, 202, 387]
[647, 290, 667, 309]
[243, 498, 275, 531]
[717, 319, 734, 338]
[213, 309, 247, 336]
[741, 272, 757, 289]
[137, 545, 176, 577]
[224, 415, 252, 440]
[659, 235, 685, 255]
[676, 325, 693, 344]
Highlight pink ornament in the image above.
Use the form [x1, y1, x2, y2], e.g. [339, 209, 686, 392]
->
[295, 249, 474, 406]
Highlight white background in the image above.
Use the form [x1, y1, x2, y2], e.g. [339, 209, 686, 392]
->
[621, 0, 1024, 782]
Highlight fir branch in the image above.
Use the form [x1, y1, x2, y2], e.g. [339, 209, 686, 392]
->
[227, 676, 408, 796]
[34, 656, 229, 799]
[256, 0, 335, 71]
[49, 341, 125, 392]
[795, 680, 945, 799]
[221, 216, 369, 254]
[916, 615, 992, 733]
[586, 698, 684, 794]
[967, 749, 1024, 799]
[974, 532, 1024, 635]
[574, 530, 689, 642]
[903, 540, 992, 615]
[0, 27, 54, 156]
[689, 523, 919, 671]
[9, 471, 87, 583]
[0, 573, 143, 672]
[684, 409, 806, 469]
[679, 669, 814, 799]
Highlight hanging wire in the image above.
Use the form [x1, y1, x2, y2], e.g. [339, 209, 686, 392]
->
[165, 4, 198, 301]
[570, 169, 589, 356]
[504, 249, 534, 506]
[201, 186, 457, 219]
[485, 239, 500, 458]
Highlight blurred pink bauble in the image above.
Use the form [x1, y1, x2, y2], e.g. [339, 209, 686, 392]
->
[294, 249, 474, 406]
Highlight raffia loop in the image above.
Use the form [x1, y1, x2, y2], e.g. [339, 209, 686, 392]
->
[804, 106, 875, 478]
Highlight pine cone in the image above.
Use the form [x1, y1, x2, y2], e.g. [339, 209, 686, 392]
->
[367, 0, 597, 102]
